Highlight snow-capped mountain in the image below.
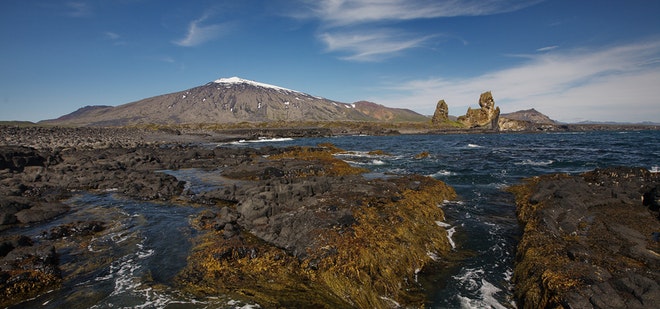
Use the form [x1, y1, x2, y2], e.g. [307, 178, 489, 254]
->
[42, 77, 427, 126]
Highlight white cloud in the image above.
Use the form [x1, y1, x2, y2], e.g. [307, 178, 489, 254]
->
[319, 30, 435, 61]
[173, 13, 230, 47]
[103, 31, 127, 46]
[104, 31, 120, 40]
[296, 0, 543, 62]
[305, 0, 543, 26]
[536, 45, 558, 52]
[66, 1, 92, 18]
[370, 40, 660, 123]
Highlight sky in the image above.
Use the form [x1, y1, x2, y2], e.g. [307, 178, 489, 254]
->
[1, 0, 660, 123]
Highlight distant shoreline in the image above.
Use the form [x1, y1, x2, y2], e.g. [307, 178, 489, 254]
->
[1, 121, 659, 150]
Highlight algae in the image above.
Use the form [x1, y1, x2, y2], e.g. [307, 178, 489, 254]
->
[176, 145, 458, 308]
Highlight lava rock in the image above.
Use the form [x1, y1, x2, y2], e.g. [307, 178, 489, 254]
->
[509, 167, 660, 309]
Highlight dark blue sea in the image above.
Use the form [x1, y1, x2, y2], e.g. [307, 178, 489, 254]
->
[13, 131, 660, 308]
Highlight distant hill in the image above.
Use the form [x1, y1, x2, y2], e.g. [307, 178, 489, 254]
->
[352, 101, 428, 122]
[575, 120, 660, 125]
[49, 105, 113, 123]
[41, 77, 426, 126]
[0, 121, 37, 127]
[500, 108, 556, 124]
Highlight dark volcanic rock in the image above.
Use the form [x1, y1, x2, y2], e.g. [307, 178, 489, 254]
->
[0, 146, 52, 172]
[0, 126, 460, 308]
[177, 146, 458, 308]
[44, 221, 105, 240]
[508, 167, 660, 309]
[14, 202, 69, 224]
[0, 237, 61, 307]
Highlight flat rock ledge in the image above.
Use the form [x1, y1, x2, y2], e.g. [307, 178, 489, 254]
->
[508, 167, 660, 309]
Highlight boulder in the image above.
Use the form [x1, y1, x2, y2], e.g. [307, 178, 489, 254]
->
[45, 221, 106, 240]
[0, 197, 31, 226]
[14, 202, 69, 224]
[0, 146, 48, 172]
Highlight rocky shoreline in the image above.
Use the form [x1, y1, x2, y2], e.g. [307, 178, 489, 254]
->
[2, 125, 659, 308]
[0, 126, 457, 307]
[508, 167, 660, 308]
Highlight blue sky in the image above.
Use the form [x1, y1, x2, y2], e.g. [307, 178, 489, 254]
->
[1, 0, 660, 123]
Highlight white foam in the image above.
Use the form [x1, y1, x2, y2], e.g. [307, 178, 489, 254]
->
[107, 254, 141, 296]
[335, 151, 381, 158]
[479, 279, 507, 309]
[229, 302, 262, 309]
[454, 269, 507, 309]
[371, 159, 386, 165]
[503, 268, 513, 282]
[439, 200, 465, 207]
[435, 221, 451, 228]
[446, 227, 457, 249]
[137, 248, 154, 259]
[515, 159, 554, 166]
[110, 231, 132, 244]
[467, 144, 482, 148]
[232, 137, 294, 144]
[429, 169, 455, 177]
[379, 296, 401, 307]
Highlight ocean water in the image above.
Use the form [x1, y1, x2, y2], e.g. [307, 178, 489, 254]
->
[235, 130, 660, 308]
[11, 130, 660, 308]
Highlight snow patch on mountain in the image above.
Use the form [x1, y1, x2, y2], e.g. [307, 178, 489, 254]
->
[214, 77, 301, 94]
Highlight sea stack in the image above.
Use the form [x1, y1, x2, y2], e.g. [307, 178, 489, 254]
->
[457, 91, 500, 130]
[431, 99, 449, 125]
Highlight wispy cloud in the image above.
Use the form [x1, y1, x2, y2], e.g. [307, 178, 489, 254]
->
[156, 56, 175, 63]
[104, 31, 120, 40]
[295, 0, 544, 61]
[370, 39, 660, 123]
[66, 1, 92, 18]
[536, 45, 558, 52]
[103, 31, 127, 45]
[319, 29, 435, 61]
[305, 0, 544, 26]
[173, 12, 231, 47]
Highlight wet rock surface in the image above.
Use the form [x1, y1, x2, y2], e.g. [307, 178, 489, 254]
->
[178, 146, 458, 308]
[0, 126, 458, 307]
[508, 167, 660, 309]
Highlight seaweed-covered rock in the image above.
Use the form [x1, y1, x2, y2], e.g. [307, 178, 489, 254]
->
[177, 146, 458, 308]
[508, 167, 660, 309]
[0, 238, 61, 307]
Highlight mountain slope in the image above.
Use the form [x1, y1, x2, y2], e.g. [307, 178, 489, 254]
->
[501, 108, 556, 124]
[42, 77, 385, 126]
[352, 101, 428, 122]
